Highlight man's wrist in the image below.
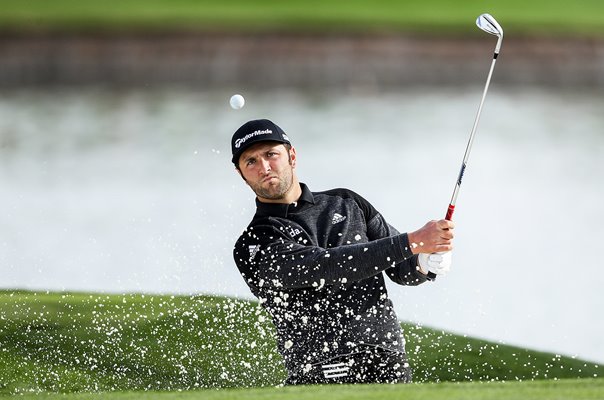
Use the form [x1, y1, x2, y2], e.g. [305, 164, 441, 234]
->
[397, 233, 415, 259]
[406, 231, 422, 255]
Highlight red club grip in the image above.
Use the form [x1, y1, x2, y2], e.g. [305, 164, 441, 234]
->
[445, 204, 455, 221]
[427, 204, 454, 282]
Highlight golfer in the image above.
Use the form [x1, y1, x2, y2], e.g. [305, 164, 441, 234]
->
[232, 119, 454, 384]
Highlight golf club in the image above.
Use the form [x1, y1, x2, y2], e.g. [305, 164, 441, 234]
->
[445, 13, 503, 221]
[427, 14, 503, 280]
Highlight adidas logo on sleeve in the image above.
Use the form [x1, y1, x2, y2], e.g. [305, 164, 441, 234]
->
[248, 245, 260, 260]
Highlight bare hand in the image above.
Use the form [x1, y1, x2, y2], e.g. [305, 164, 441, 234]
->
[407, 220, 454, 254]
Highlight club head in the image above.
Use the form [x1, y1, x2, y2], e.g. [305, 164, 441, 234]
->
[476, 13, 504, 53]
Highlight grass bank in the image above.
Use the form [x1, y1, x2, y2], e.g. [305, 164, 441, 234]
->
[0, 290, 600, 395]
[11, 378, 604, 400]
[0, 0, 603, 37]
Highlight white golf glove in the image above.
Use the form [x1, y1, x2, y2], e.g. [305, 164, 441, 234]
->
[418, 251, 452, 276]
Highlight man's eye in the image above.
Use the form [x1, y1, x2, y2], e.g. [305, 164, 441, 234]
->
[268, 152, 277, 157]
[246, 159, 256, 166]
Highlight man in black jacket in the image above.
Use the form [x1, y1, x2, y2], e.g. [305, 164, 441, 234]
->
[231, 119, 454, 384]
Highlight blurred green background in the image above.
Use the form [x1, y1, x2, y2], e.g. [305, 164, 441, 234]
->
[0, 0, 603, 36]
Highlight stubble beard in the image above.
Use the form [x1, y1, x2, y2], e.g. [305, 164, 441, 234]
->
[251, 166, 294, 200]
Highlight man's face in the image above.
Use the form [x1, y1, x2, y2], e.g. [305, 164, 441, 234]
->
[237, 142, 297, 201]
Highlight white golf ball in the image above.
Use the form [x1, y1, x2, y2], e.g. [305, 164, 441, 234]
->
[229, 94, 245, 110]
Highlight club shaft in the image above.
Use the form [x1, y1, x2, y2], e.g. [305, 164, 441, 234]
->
[445, 54, 498, 221]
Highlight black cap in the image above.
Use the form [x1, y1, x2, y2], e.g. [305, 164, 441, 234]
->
[231, 119, 291, 165]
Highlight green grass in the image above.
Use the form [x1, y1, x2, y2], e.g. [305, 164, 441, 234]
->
[0, 290, 601, 396]
[0, 0, 603, 36]
[10, 378, 604, 400]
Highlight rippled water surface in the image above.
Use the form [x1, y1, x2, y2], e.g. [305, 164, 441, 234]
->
[1, 86, 602, 363]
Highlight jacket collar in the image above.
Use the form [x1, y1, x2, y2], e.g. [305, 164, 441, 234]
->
[255, 182, 315, 218]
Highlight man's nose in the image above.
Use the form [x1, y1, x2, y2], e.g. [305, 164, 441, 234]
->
[260, 158, 271, 173]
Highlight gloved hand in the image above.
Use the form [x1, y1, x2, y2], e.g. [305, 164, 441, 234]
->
[418, 251, 452, 276]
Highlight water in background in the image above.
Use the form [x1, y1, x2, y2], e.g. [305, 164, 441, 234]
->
[1, 86, 603, 364]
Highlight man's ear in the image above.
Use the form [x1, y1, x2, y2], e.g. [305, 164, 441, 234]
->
[289, 146, 297, 168]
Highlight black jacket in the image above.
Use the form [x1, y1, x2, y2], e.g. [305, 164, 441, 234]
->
[233, 183, 428, 376]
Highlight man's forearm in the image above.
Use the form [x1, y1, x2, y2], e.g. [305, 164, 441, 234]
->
[254, 233, 415, 289]
[385, 255, 429, 286]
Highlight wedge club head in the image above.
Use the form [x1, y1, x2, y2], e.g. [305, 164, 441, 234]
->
[476, 13, 504, 54]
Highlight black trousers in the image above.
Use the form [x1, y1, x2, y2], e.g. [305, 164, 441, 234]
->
[285, 347, 412, 385]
